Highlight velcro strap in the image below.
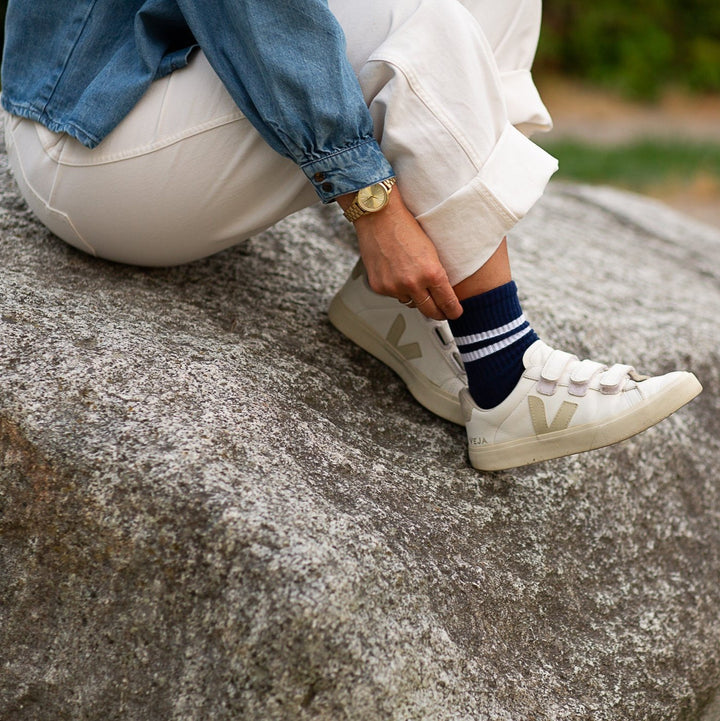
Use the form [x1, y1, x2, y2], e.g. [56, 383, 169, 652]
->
[567, 359, 605, 397]
[541, 349, 576, 383]
[570, 359, 607, 384]
[600, 364, 634, 394]
[537, 349, 576, 395]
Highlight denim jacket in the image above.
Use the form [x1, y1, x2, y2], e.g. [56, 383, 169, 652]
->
[1, 0, 394, 201]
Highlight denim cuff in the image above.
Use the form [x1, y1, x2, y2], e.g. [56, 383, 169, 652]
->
[300, 138, 394, 203]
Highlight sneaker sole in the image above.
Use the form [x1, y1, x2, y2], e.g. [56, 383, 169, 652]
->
[329, 294, 464, 425]
[469, 372, 703, 471]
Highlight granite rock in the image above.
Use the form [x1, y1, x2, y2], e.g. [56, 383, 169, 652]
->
[1, 142, 719, 721]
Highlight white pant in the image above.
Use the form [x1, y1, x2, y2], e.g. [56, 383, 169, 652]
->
[5, 0, 557, 286]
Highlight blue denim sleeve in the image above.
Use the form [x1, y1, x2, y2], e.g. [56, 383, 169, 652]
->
[174, 0, 394, 202]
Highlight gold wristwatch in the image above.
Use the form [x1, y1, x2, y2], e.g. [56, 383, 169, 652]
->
[342, 177, 396, 222]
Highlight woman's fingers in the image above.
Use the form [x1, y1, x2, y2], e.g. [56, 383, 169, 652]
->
[404, 286, 461, 321]
[351, 185, 463, 320]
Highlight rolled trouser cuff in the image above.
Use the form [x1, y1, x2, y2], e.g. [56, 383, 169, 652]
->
[416, 123, 558, 286]
[500, 69, 553, 135]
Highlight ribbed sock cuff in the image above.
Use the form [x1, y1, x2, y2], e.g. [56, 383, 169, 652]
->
[449, 281, 521, 339]
[448, 280, 538, 409]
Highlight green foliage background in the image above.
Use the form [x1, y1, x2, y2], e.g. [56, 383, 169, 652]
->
[536, 0, 720, 98]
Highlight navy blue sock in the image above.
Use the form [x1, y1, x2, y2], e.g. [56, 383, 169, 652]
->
[448, 281, 538, 409]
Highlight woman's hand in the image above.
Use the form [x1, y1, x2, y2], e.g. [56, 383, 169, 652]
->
[338, 189, 463, 321]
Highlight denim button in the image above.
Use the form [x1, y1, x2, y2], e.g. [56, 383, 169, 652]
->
[321, 182, 333, 192]
[314, 172, 326, 182]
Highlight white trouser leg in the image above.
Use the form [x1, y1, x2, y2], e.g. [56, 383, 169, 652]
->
[5, 0, 556, 281]
[456, 0, 553, 133]
[331, 0, 557, 284]
[4, 51, 319, 267]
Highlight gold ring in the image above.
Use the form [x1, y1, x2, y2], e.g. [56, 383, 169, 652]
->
[400, 298, 415, 307]
[416, 294, 432, 306]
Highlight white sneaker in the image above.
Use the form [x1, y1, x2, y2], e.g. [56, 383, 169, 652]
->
[329, 259, 467, 425]
[463, 340, 703, 471]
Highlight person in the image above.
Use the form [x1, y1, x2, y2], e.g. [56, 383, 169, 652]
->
[1, 0, 702, 471]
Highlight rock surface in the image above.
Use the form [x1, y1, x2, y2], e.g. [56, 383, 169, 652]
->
[1, 139, 719, 721]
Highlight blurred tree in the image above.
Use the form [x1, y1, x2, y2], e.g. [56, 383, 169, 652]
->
[537, 0, 720, 97]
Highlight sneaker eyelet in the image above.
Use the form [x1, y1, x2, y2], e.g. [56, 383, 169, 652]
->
[434, 327, 451, 346]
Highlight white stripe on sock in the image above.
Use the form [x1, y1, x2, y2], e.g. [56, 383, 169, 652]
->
[454, 314, 527, 347]
[459, 325, 533, 364]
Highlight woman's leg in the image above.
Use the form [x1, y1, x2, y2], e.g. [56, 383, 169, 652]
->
[327, 0, 556, 424]
[330, 0, 702, 467]
[6, 0, 552, 277]
[331, 0, 557, 286]
[4, 51, 318, 267]
[457, 0, 552, 134]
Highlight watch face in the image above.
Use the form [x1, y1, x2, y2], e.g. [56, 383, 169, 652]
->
[357, 183, 389, 212]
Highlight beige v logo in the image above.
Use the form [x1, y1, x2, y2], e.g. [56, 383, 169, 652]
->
[386, 315, 422, 360]
[528, 396, 578, 435]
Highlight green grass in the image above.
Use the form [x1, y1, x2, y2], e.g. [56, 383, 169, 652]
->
[538, 139, 720, 190]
